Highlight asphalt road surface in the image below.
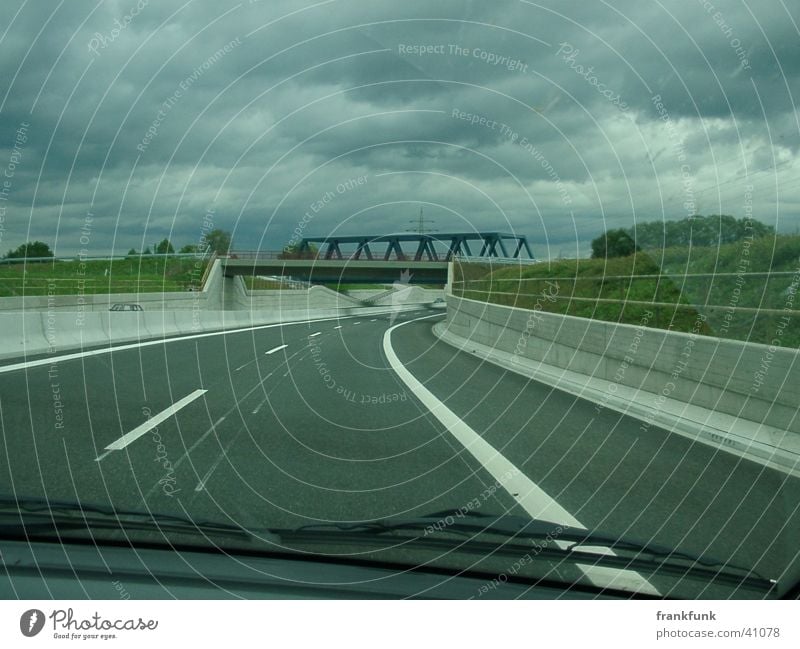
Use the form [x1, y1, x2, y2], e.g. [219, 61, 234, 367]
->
[1, 309, 798, 596]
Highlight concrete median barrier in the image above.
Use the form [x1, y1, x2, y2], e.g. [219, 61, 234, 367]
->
[0, 303, 426, 362]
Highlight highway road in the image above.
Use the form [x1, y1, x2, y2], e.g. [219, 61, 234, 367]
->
[1, 309, 799, 597]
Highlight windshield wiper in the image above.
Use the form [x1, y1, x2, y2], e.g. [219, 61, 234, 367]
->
[291, 508, 776, 594]
[1, 497, 777, 595]
[0, 494, 256, 540]
[300, 508, 732, 565]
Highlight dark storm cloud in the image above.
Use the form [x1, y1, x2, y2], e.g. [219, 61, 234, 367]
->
[0, 0, 797, 258]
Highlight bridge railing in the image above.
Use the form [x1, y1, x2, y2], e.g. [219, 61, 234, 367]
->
[226, 251, 538, 262]
[453, 255, 538, 265]
[226, 251, 450, 262]
[226, 251, 296, 260]
[0, 252, 215, 264]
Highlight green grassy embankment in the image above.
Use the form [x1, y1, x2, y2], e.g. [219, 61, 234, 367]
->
[454, 235, 800, 348]
[0, 256, 211, 297]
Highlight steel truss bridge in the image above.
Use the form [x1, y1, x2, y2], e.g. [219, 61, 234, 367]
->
[297, 232, 534, 261]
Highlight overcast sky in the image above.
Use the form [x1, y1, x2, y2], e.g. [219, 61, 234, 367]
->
[0, 0, 797, 258]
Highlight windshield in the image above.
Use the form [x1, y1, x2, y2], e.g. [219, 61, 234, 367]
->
[0, 0, 798, 604]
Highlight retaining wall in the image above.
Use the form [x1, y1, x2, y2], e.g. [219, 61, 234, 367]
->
[367, 287, 444, 305]
[0, 301, 426, 361]
[444, 295, 800, 435]
[227, 277, 365, 310]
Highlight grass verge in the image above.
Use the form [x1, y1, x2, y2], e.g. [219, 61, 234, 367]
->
[454, 235, 800, 348]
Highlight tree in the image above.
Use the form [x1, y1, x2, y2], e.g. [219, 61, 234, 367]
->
[203, 229, 232, 255]
[142, 247, 152, 255]
[628, 215, 774, 249]
[5, 241, 54, 259]
[126, 248, 138, 257]
[155, 238, 175, 254]
[279, 242, 318, 259]
[590, 228, 638, 259]
[179, 243, 198, 253]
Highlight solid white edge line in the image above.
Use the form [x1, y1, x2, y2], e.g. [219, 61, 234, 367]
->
[382, 317, 578, 525]
[382, 315, 660, 596]
[102, 389, 208, 452]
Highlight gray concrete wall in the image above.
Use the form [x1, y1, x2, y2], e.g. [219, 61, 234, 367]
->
[230, 278, 365, 310]
[444, 294, 800, 435]
[346, 289, 392, 300]
[0, 309, 292, 360]
[0, 301, 425, 361]
[367, 287, 444, 305]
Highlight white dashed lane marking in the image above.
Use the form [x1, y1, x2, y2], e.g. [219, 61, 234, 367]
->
[265, 344, 289, 354]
